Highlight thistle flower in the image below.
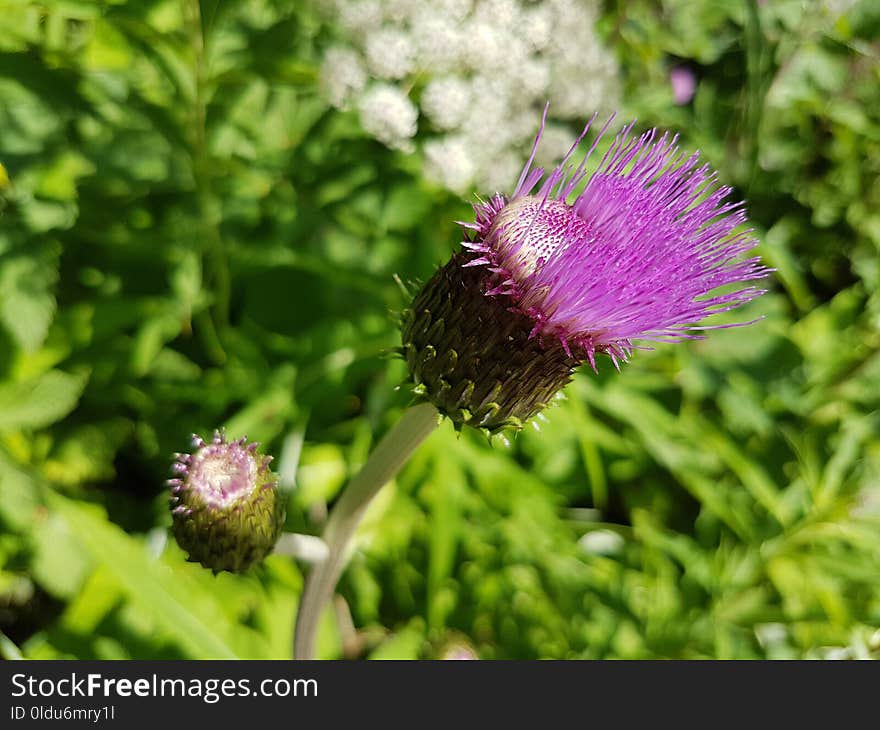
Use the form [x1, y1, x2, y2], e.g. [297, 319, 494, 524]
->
[168, 431, 285, 573]
[401, 108, 770, 433]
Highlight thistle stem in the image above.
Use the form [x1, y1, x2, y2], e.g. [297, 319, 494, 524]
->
[293, 402, 440, 660]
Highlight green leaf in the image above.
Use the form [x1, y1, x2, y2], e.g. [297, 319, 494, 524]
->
[31, 512, 92, 599]
[0, 243, 60, 351]
[48, 493, 241, 659]
[368, 619, 425, 660]
[0, 451, 40, 531]
[0, 369, 87, 432]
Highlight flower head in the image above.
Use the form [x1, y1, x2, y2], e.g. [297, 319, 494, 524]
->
[169, 431, 285, 573]
[462, 107, 768, 367]
[401, 108, 770, 432]
[670, 65, 697, 105]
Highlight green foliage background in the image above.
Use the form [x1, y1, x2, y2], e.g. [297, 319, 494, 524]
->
[0, 0, 878, 659]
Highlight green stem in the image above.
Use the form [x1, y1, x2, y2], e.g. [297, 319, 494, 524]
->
[186, 0, 230, 349]
[293, 403, 440, 660]
[743, 0, 768, 191]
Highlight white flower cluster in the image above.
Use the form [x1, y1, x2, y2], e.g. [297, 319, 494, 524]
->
[318, 0, 619, 194]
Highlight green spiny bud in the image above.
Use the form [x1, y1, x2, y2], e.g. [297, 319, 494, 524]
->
[168, 431, 285, 573]
[400, 253, 576, 433]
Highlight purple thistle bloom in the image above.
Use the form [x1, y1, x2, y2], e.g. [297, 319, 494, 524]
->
[401, 107, 770, 432]
[459, 106, 769, 370]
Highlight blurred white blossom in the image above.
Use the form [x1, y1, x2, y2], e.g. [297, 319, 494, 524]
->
[522, 5, 553, 51]
[411, 13, 464, 71]
[320, 46, 367, 109]
[424, 136, 477, 193]
[474, 0, 521, 28]
[479, 150, 524, 195]
[357, 84, 418, 152]
[466, 22, 510, 71]
[318, 0, 619, 193]
[336, 0, 383, 32]
[535, 122, 579, 166]
[436, 0, 473, 22]
[421, 77, 472, 131]
[365, 28, 415, 79]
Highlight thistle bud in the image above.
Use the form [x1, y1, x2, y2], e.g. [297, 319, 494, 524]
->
[168, 431, 285, 573]
[401, 252, 576, 433]
[401, 107, 769, 433]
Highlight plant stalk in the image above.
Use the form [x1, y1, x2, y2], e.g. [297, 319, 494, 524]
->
[293, 402, 440, 659]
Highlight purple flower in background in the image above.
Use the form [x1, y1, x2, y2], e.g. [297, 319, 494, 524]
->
[670, 65, 697, 105]
[441, 644, 478, 660]
[402, 106, 769, 432]
[461, 107, 768, 369]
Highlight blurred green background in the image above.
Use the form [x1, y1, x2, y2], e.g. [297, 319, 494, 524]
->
[0, 0, 878, 660]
